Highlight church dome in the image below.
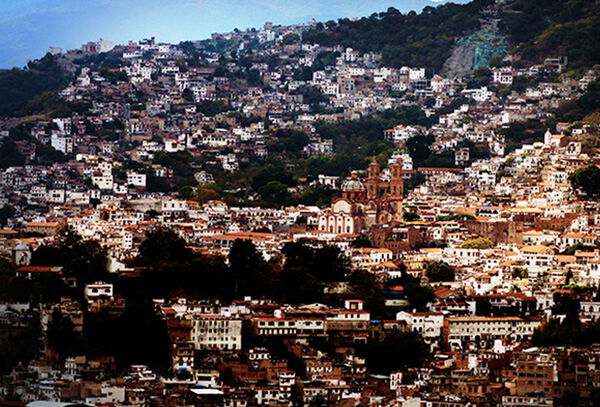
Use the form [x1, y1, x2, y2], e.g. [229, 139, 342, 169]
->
[342, 171, 365, 192]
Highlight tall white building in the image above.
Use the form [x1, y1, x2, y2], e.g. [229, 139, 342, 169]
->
[192, 316, 242, 351]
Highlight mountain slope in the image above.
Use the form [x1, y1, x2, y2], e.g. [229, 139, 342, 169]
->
[303, 0, 600, 74]
[302, 0, 493, 73]
[0, 53, 74, 117]
[502, 0, 600, 70]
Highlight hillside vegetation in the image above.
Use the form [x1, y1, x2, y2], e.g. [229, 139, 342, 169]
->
[0, 53, 73, 117]
[502, 0, 600, 70]
[302, 0, 493, 72]
[303, 0, 600, 73]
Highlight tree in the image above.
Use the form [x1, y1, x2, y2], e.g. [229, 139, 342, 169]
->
[308, 395, 326, 407]
[281, 242, 349, 304]
[82, 302, 171, 371]
[302, 0, 487, 72]
[0, 205, 16, 227]
[0, 140, 25, 168]
[359, 331, 429, 374]
[511, 267, 528, 279]
[282, 33, 300, 45]
[552, 292, 580, 324]
[569, 165, 600, 199]
[460, 237, 495, 249]
[561, 242, 596, 255]
[293, 66, 313, 82]
[0, 53, 74, 116]
[406, 284, 435, 311]
[403, 211, 420, 221]
[475, 297, 492, 316]
[47, 309, 80, 356]
[196, 185, 221, 203]
[351, 234, 373, 248]
[467, 67, 491, 88]
[31, 227, 109, 285]
[257, 181, 290, 207]
[138, 228, 191, 267]
[272, 129, 310, 153]
[426, 261, 455, 282]
[182, 88, 194, 102]
[146, 209, 159, 219]
[348, 270, 385, 316]
[0, 314, 40, 374]
[387, 273, 434, 311]
[229, 239, 263, 296]
[179, 41, 196, 53]
[405, 135, 434, 166]
[295, 215, 307, 225]
[178, 186, 197, 200]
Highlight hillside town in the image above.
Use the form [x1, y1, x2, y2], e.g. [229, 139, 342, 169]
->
[1, 4, 600, 407]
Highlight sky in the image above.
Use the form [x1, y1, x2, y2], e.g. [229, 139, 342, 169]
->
[0, 0, 468, 69]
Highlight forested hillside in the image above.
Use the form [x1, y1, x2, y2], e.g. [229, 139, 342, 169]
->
[303, 0, 600, 73]
[302, 0, 493, 72]
[503, 0, 600, 71]
[0, 53, 73, 117]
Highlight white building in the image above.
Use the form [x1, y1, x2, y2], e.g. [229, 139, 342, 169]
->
[50, 134, 74, 154]
[127, 171, 147, 187]
[492, 68, 514, 85]
[192, 316, 242, 350]
[445, 316, 542, 348]
[85, 282, 114, 302]
[396, 311, 444, 343]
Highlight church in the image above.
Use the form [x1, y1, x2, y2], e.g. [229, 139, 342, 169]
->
[317, 160, 404, 234]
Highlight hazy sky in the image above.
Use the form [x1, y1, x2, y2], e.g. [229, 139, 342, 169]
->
[0, 0, 467, 69]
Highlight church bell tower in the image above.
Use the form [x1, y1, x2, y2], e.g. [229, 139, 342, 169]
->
[366, 159, 380, 200]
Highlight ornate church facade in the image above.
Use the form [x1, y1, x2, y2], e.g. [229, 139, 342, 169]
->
[317, 160, 404, 234]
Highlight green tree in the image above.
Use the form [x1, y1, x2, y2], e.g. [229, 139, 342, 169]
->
[0, 205, 16, 227]
[348, 270, 385, 316]
[351, 234, 373, 248]
[358, 331, 429, 374]
[426, 261, 455, 282]
[0, 53, 74, 116]
[31, 227, 109, 285]
[467, 67, 491, 88]
[182, 88, 194, 102]
[0, 140, 25, 168]
[405, 134, 434, 166]
[281, 242, 349, 303]
[229, 239, 264, 296]
[282, 33, 300, 45]
[569, 165, 600, 199]
[403, 211, 420, 221]
[460, 237, 495, 249]
[0, 315, 40, 374]
[82, 302, 171, 371]
[257, 181, 291, 207]
[511, 267, 528, 279]
[47, 309, 80, 356]
[196, 184, 222, 203]
[138, 228, 192, 267]
[475, 297, 492, 316]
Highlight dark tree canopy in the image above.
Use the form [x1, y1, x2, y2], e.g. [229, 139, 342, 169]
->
[31, 227, 109, 285]
[357, 331, 429, 374]
[426, 261, 455, 282]
[138, 228, 192, 267]
[569, 165, 600, 200]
